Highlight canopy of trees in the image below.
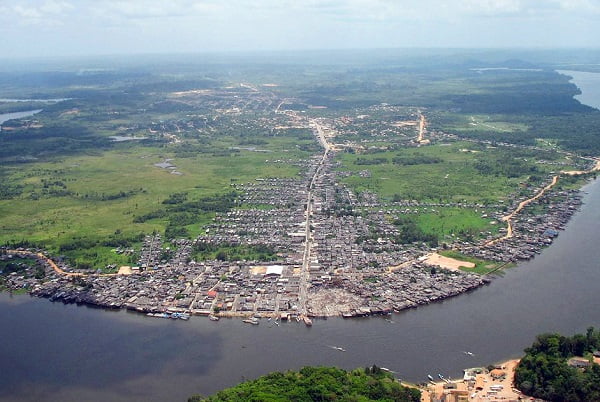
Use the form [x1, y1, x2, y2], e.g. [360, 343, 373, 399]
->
[190, 365, 421, 402]
[515, 328, 600, 401]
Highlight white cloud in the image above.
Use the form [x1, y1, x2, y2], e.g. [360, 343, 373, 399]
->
[12, 4, 43, 19]
[40, 0, 72, 14]
[0, 0, 598, 57]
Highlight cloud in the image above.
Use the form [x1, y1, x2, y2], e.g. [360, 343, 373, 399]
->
[0, 0, 598, 57]
[13, 4, 43, 19]
[0, 0, 73, 26]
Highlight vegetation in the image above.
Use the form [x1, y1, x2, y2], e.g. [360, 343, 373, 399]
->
[0, 257, 45, 290]
[390, 216, 438, 246]
[192, 242, 278, 262]
[189, 365, 421, 402]
[413, 207, 499, 243]
[515, 328, 600, 401]
[0, 116, 307, 268]
[1, 51, 598, 269]
[338, 142, 570, 204]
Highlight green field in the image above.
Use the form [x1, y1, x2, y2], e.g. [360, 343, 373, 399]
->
[0, 133, 309, 268]
[414, 207, 499, 241]
[337, 141, 574, 203]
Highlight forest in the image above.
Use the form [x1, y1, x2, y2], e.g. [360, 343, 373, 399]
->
[189, 365, 421, 402]
[514, 328, 600, 401]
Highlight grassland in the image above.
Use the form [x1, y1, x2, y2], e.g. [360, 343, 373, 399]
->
[337, 141, 576, 203]
[443, 114, 530, 133]
[414, 207, 500, 241]
[0, 130, 309, 268]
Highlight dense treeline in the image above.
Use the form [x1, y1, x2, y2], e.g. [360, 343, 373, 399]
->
[515, 328, 600, 401]
[433, 111, 600, 156]
[392, 154, 442, 166]
[357, 217, 438, 247]
[0, 101, 46, 113]
[134, 192, 237, 223]
[391, 216, 438, 246]
[135, 192, 238, 239]
[0, 258, 45, 283]
[0, 183, 24, 199]
[355, 157, 388, 165]
[57, 232, 144, 252]
[190, 365, 421, 402]
[0, 123, 112, 160]
[474, 155, 540, 178]
[442, 70, 590, 114]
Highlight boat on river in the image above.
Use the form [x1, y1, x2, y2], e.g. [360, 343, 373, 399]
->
[243, 318, 259, 325]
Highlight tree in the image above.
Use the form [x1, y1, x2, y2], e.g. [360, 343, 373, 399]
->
[515, 329, 600, 401]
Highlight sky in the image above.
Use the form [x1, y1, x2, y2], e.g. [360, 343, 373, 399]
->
[1, 0, 599, 58]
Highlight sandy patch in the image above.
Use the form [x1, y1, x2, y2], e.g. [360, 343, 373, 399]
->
[60, 109, 79, 117]
[249, 266, 267, 275]
[118, 266, 132, 275]
[562, 169, 587, 175]
[388, 260, 415, 272]
[424, 253, 475, 271]
[170, 89, 212, 97]
[392, 121, 418, 127]
[424, 359, 523, 402]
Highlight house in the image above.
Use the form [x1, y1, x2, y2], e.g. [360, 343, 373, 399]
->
[568, 357, 591, 369]
[490, 369, 506, 380]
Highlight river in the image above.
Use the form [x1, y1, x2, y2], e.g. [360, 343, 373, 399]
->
[559, 70, 600, 111]
[0, 110, 42, 126]
[1, 72, 600, 402]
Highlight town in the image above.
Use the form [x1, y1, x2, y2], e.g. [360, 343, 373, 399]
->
[1, 86, 597, 325]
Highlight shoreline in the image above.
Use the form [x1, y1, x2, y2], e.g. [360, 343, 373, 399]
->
[420, 358, 526, 402]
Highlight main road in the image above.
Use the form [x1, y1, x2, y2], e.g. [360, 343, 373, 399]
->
[298, 120, 331, 316]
